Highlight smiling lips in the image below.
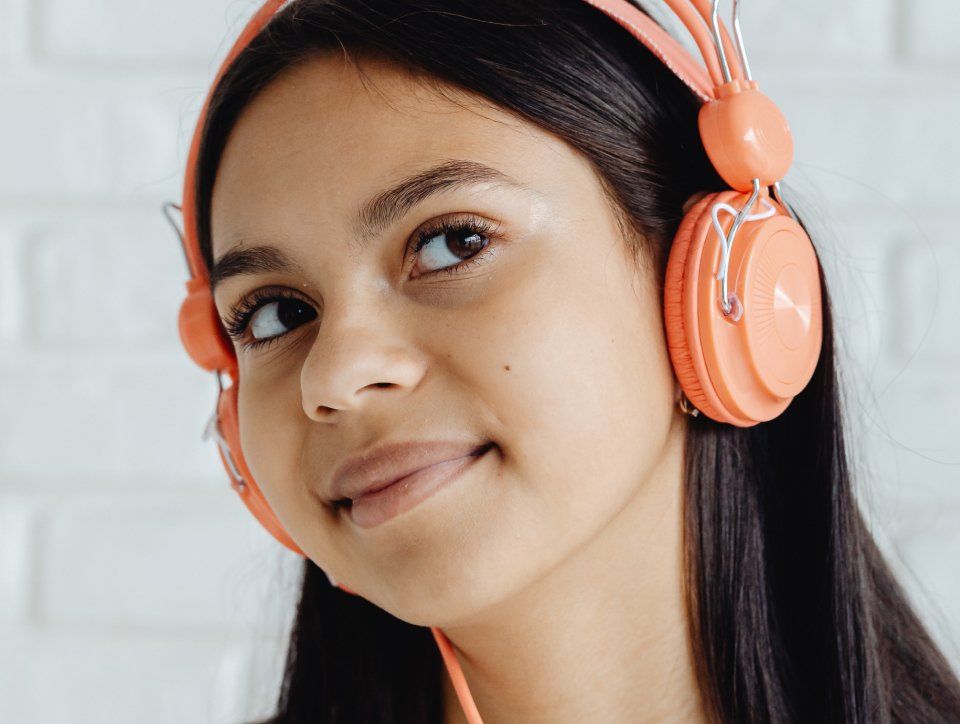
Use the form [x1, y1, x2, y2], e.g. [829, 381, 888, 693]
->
[329, 438, 493, 504]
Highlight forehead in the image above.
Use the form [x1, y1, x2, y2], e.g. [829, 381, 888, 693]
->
[210, 53, 573, 257]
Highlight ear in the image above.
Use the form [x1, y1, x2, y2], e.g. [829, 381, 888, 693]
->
[682, 190, 711, 214]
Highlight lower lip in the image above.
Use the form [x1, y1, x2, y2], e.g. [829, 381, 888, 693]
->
[345, 446, 490, 529]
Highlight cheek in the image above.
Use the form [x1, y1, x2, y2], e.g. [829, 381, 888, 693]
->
[235, 375, 308, 515]
[393, 231, 681, 612]
[453, 233, 676, 529]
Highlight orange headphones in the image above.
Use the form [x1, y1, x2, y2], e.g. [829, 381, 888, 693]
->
[168, 1, 823, 721]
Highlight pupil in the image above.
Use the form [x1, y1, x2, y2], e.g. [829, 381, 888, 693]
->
[450, 230, 483, 258]
[278, 299, 316, 328]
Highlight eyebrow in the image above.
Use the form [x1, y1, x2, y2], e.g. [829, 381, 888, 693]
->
[209, 159, 534, 291]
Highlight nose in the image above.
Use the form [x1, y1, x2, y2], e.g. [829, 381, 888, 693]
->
[299, 302, 426, 422]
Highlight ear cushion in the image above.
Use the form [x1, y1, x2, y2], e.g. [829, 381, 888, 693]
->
[217, 382, 305, 556]
[663, 191, 734, 423]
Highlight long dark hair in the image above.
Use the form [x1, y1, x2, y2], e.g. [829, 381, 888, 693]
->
[191, 1, 960, 721]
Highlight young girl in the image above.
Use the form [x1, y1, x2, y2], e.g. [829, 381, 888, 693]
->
[173, 0, 960, 721]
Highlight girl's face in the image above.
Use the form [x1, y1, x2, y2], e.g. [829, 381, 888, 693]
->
[210, 54, 687, 622]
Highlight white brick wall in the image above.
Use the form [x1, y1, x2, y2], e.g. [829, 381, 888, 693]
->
[902, 0, 960, 63]
[37, 0, 240, 64]
[1, 0, 958, 721]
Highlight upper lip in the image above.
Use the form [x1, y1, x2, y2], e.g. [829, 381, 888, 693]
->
[329, 439, 491, 503]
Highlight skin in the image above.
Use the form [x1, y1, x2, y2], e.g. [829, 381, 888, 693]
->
[210, 52, 709, 724]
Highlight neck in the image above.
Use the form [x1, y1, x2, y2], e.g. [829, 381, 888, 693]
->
[440, 418, 708, 724]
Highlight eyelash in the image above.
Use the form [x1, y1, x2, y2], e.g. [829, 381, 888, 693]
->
[222, 213, 501, 352]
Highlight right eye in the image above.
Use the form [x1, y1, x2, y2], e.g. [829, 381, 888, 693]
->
[223, 289, 318, 351]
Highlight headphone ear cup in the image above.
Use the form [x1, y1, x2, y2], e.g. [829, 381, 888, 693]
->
[664, 190, 823, 426]
[178, 279, 235, 372]
[216, 381, 306, 556]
